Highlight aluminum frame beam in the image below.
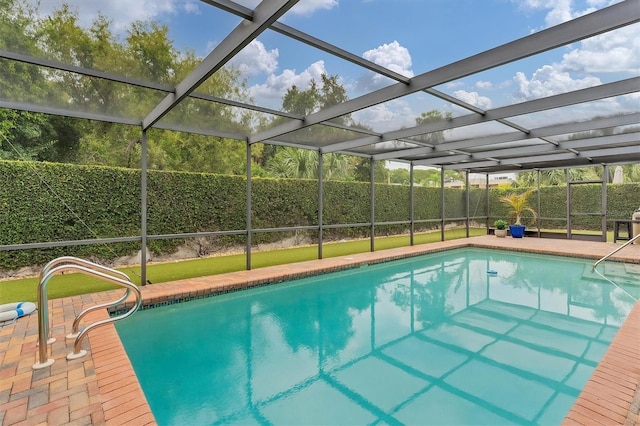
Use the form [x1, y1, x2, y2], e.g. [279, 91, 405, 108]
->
[200, 0, 544, 143]
[475, 132, 638, 158]
[2, 45, 530, 154]
[0, 49, 293, 118]
[443, 145, 640, 171]
[0, 0, 637, 176]
[414, 132, 639, 166]
[327, 76, 639, 154]
[2, 31, 413, 143]
[143, 0, 300, 130]
[373, 113, 640, 161]
[200, 0, 412, 84]
[249, 1, 639, 144]
[0, 100, 141, 126]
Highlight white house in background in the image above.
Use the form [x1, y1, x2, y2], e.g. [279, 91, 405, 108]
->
[444, 174, 515, 189]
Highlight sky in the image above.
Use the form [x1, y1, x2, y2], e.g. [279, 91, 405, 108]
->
[29, 0, 640, 137]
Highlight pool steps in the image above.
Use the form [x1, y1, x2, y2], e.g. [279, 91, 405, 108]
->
[591, 234, 640, 301]
[32, 256, 142, 369]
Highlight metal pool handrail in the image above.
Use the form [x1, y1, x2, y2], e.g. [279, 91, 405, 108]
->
[593, 233, 640, 269]
[33, 257, 142, 369]
[37, 256, 131, 344]
[592, 234, 639, 302]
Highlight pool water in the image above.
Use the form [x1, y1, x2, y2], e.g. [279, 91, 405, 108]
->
[116, 248, 637, 425]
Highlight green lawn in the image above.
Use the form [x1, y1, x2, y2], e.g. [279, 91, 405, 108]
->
[0, 228, 484, 303]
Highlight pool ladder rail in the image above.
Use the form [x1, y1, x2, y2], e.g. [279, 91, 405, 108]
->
[33, 256, 142, 370]
[592, 234, 639, 302]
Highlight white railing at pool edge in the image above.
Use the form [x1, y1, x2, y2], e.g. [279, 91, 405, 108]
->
[593, 234, 640, 269]
[592, 234, 639, 302]
[33, 257, 142, 370]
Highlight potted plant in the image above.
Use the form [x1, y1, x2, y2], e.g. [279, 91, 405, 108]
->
[494, 219, 508, 238]
[499, 190, 537, 238]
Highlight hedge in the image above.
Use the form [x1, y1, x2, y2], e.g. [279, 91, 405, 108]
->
[1, 160, 638, 270]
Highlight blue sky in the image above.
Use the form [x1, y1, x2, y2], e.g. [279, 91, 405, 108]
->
[33, 0, 640, 134]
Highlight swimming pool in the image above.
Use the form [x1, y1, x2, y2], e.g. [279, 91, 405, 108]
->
[116, 247, 638, 425]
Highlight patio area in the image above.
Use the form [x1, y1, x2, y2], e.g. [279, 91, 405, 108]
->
[0, 236, 639, 425]
[1, 0, 639, 424]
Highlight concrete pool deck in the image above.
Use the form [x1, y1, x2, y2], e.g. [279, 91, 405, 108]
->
[0, 235, 639, 425]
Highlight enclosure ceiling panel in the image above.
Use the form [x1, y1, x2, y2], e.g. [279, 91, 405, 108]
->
[439, 145, 640, 171]
[142, 0, 300, 129]
[422, 114, 639, 155]
[249, 1, 639, 144]
[413, 138, 640, 170]
[324, 77, 640, 154]
[0, 0, 638, 172]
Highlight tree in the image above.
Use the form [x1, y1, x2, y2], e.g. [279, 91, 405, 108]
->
[282, 82, 319, 116]
[266, 148, 318, 179]
[517, 167, 607, 187]
[0, 110, 49, 160]
[0, 0, 48, 104]
[322, 151, 352, 181]
[265, 147, 353, 181]
[21, 2, 253, 173]
[499, 190, 537, 226]
[389, 168, 410, 185]
[353, 159, 389, 183]
[0, 0, 86, 162]
[0, 110, 82, 162]
[261, 73, 359, 181]
[414, 168, 442, 187]
[516, 123, 640, 186]
[414, 109, 452, 145]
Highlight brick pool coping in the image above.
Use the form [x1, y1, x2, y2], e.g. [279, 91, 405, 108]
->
[1, 236, 638, 425]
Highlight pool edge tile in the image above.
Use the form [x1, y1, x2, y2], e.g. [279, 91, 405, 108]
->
[0, 236, 638, 426]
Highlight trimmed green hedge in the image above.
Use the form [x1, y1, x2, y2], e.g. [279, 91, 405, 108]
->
[1, 160, 638, 270]
[0, 161, 141, 267]
[489, 185, 640, 229]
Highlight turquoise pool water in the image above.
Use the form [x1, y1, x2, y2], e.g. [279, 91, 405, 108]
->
[116, 248, 638, 425]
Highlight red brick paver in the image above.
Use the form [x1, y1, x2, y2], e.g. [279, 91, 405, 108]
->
[0, 236, 638, 425]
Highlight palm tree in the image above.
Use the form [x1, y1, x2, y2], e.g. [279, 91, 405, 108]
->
[499, 190, 537, 226]
[265, 147, 353, 181]
[266, 147, 318, 179]
[322, 153, 352, 181]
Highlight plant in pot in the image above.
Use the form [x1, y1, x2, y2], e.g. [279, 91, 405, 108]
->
[494, 219, 508, 238]
[498, 190, 537, 238]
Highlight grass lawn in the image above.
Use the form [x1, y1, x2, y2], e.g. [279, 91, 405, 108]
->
[0, 228, 485, 303]
[0, 227, 617, 304]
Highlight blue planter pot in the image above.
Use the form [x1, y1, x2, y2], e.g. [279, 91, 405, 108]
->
[509, 225, 526, 238]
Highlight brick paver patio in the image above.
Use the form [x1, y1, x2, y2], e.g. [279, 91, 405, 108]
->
[1, 236, 638, 425]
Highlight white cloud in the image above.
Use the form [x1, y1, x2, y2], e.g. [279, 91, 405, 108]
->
[290, 0, 339, 16]
[510, 5, 638, 102]
[445, 81, 465, 89]
[234, 0, 338, 16]
[506, 1, 636, 122]
[516, 0, 599, 27]
[475, 81, 493, 90]
[183, 1, 200, 14]
[509, 0, 637, 115]
[363, 41, 413, 77]
[513, 65, 601, 101]
[28, 0, 340, 32]
[352, 100, 416, 133]
[560, 26, 640, 74]
[505, 93, 638, 128]
[247, 61, 329, 109]
[352, 104, 394, 126]
[452, 90, 493, 110]
[28, 0, 196, 32]
[230, 40, 279, 77]
[356, 41, 414, 92]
